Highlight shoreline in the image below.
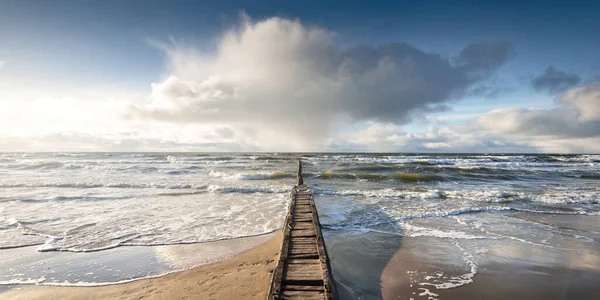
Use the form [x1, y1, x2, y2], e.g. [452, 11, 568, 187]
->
[0, 231, 282, 300]
[0, 231, 278, 288]
[325, 213, 600, 300]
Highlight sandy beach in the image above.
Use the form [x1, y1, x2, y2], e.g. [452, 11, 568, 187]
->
[1, 232, 282, 300]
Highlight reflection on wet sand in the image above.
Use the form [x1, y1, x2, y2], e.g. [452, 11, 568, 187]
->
[325, 225, 403, 299]
[321, 208, 600, 300]
[379, 214, 600, 300]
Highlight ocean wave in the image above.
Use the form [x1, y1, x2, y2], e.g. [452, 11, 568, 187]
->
[53, 153, 86, 157]
[401, 223, 488, 240]
[317, 172, 442, 182]
[0, 182, 204, 189]
[2, 160, 165, 172]
[0, 242, 45, 250]
[322, 206, 514, 229]
[208, 170, 293, 180]
[252, 155, 293, 161]
[156, 190, 208, 197]
[167, 155, 238, 164]
[340, 164, 538, 176]
[37, 233, 141, 253]
[354, 224, 489, 240]
[322, 203, 598, 231]
[33, 229, 281, 254]
[166, 170, 192, 175]
[575, 174, 600, 179]
[18, 195, 132, 203]
[313, 187, 529, 202]
[0, 181, 287, 197]
[0, 277, 47, 285]
[16, 161, 65, 170]
[207, 185, 288, 194]
[341, 165, 405, 172]
[309, 154, 597, 171]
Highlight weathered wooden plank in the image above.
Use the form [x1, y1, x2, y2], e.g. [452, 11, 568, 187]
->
[290, 230, 316, 238]
[294, 207, 312, 211]
[285, 263, 322, 277]
[289, 242, 317, 250]
[288, 248, 318, 257]
[288, 249, 318, 256]
[292, 218, 313, 222]
[282, 285, 324, 292]
[293, 212, 313, 217]
[282, 279, 324, 286]
[294, 238, 316, 244]
[291, 223, 314, 230]
[280, 290, 325, 299]
[287, 258, 320, 265]
[287, 253, 320, 260]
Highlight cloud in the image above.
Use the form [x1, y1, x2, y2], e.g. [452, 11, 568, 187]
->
[0, 83, 256, 152]
[461, 82, 600, 152]
[473, 83, 600, 138]
[456, 42, 514, 77]
[128, 16, 513, 151]
[0, 131, 253, 152]
[327, 122, 530, 153]
[330, 81, 600, 153]
[532, 66, 581, 94]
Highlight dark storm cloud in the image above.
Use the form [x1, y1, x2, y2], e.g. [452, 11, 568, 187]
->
[532, 66, 581, 94]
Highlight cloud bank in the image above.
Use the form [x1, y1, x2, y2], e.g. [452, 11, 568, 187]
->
[128, 16, 512, 151]
[468, 81, 600, 152]
[341, 80, 600, 153]
[532, 66, 580, 94]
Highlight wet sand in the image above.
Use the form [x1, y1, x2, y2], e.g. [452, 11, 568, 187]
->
[0, 232, 282, 300]
[327, 213, 600, 300]
[381, 235, 600, 299]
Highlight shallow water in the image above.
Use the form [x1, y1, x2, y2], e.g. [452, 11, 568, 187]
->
[0, 152, 598, 289]
[305, 153, 599, 299]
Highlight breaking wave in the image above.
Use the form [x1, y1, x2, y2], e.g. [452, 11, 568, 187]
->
[317, 172, 442, 182]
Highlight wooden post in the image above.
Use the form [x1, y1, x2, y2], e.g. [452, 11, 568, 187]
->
[297, 159, 303, 185]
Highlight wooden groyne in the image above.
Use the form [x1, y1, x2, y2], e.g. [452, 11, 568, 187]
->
[267, 160, 336, 300]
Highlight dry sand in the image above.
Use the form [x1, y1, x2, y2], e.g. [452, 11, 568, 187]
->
[1, 232, 282, 300]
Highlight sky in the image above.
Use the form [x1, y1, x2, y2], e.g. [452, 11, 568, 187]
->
[0, 0, 599, 152]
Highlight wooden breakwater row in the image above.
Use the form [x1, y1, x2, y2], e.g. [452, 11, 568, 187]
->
[267, 160, 336, 299]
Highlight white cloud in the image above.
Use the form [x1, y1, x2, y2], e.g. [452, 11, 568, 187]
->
[0, 83, 249, 152]
[472, 83, 600, 139]
[0, 60, 4, 68]
[331, 122, 529, 153]
[128, 16, 512, 151]
[336, 82, 600, 153]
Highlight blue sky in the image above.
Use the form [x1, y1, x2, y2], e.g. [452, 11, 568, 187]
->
[1, 0, 599, 152]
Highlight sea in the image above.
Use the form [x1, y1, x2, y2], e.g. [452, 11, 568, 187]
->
[0, 153, 599, 296]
